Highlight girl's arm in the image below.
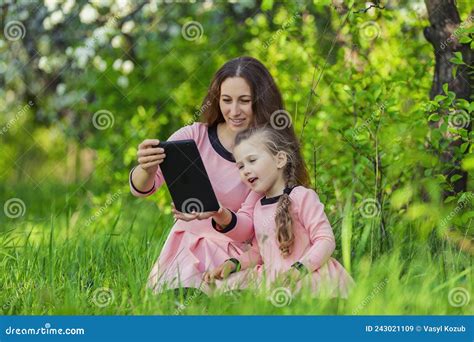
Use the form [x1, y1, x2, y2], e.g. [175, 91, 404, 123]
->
[211, 191, 262, 242]
[293, 189, 336, 273]
[129, 124, 196, 197]
[204, 236, 262, 283]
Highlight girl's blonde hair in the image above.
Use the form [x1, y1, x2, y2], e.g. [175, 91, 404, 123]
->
[235, 125, 306, 257]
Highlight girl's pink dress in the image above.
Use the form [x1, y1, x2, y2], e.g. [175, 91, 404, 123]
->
[129, 122, 260, 294]
[216, 186, 355, 298]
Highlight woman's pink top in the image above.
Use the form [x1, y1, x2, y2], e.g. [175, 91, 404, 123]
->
[129, 122, 260, 292]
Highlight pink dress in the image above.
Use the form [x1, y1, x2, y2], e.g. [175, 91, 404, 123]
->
[129, 122, 260, 294]
[216, 186, 355, 298]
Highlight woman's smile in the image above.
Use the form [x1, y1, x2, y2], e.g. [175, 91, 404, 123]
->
[229, 116, 247, 127]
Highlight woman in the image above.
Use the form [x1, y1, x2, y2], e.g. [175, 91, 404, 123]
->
[129, 56, 309, 295]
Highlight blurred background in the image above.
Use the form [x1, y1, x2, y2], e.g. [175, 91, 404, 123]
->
[0, 0, 472, 314]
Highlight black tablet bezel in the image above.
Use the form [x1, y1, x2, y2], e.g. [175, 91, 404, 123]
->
[154, 140, 220, 213]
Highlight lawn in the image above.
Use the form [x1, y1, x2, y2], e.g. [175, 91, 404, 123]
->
[1, 183, 471, 315]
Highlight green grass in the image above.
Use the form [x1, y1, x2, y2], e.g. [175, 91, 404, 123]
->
[0, 183, 472, 315]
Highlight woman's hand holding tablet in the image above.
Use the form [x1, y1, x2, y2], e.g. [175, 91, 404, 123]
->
[131, 139, 166, 194]
[137, 139, 166, 174]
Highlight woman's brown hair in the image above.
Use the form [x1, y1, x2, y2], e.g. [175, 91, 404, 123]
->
[202, 56, 309, 186]
[235, 125, 306, 257]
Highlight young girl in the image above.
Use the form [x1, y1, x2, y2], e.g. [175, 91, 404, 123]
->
[203, 126, 354, 298]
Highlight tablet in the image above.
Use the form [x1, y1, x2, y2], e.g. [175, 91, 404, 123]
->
[154, 140, 220, 213]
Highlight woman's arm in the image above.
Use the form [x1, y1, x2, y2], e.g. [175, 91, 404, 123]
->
[129, 125, 195, 197]
[131, 164, 156, 193]
[129, 139, 163, 196]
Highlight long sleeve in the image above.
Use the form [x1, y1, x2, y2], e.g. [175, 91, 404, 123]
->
[212, 191, 261, 242]
[129, 124, 195, 197]
[297, 189, 336, 272]
[236, 236, 263, 270]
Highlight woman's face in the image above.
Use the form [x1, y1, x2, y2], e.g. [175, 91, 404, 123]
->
[219, 77, 254, 132]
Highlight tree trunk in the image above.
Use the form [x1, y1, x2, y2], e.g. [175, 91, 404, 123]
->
[423, 0, 473, 197]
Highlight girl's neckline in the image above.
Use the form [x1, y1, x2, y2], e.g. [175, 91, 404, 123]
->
[260, 186, 297, 205]
[207, 124, 235, 162]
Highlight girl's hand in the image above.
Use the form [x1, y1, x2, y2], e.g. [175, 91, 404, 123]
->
[171, 205, 231, 227]
[137, 139, 166, 175]
[171, 203, 218, 221]
[275, 268, 303, 288]
[202, 260, 236, 284]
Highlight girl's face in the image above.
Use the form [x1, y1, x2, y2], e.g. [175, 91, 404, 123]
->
[234, 137, 287, 196]
[219, 77, 254, 132]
